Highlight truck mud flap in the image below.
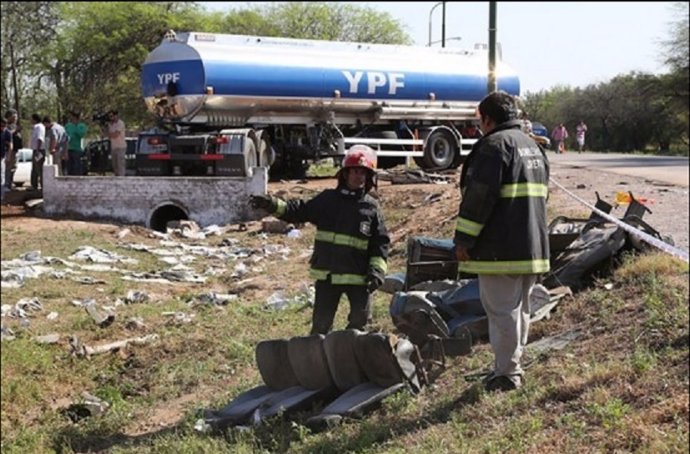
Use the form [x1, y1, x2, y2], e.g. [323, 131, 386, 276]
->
[215, 155, 251, 177]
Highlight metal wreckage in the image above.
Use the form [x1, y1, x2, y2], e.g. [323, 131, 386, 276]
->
[198, 191, 671, 433]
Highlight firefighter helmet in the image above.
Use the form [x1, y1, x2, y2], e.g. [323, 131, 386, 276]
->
[337, 144, 378, 192]
[341, 144, 377, 171]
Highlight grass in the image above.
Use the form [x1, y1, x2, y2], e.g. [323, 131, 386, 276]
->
[1, 190, 688, 453]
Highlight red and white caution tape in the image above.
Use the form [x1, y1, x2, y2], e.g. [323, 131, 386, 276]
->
[550, 178, 689, 264]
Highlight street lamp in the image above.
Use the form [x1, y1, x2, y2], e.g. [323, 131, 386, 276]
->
[427, 2, 444, 47]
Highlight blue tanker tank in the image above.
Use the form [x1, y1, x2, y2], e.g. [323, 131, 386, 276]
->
[141, 31, 520, 126]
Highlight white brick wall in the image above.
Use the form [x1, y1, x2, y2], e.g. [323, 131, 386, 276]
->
[42, 165, 267, 228]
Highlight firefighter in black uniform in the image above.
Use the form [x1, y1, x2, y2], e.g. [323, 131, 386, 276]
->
[454, 91, 550, 392]
[250, 145, 390, 335]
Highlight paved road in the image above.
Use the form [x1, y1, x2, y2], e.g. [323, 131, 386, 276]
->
[548, 152, 689, 187]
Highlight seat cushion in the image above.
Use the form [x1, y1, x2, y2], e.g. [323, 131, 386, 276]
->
[323, 329, 368, 392]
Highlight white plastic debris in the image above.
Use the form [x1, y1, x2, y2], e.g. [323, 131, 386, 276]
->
[194, 418, 212, 433]
[231, 262, 248, 278]
[125, 290, 150, 304]
[69, 246, 138, 265]
[287, 229, 302, 238]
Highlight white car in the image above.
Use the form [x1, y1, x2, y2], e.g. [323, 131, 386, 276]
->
[12, 148, 33, 187]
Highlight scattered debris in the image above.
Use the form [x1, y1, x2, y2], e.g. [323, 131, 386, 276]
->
[1, 324, 16, 341]
[69, 246, 138, 265]
[525, 328, 583, 354]
[287, 229, 302, 239]
[231, 262, 249, 278]
[83, 301, 115, 328]
[163, 311, 195, 324]
[265, 285, 314, 310]
[125, 317, 147, 330]
[124, 290, 150, 304]
[122, 269, 207, 284]
[63, 392, 110, 422]
[1, 266, 54, 288]
[193, 292, 239, 306]
[378, 169, 453, 185]
[73, 276, 107, 285]
[2, 298, 43, 318]
[69, 334, 159, 358]
[35, 333, 60, 344]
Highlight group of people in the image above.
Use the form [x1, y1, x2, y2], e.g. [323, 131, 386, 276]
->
[250, 90, 551, 393]
[551, 120, 588, 153]
[0, 108, 127, 195]
[25, 112, 92, 189]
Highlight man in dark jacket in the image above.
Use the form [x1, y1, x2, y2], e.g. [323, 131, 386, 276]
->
[454, 91, 550, 392]
[250, 145, 390, 335]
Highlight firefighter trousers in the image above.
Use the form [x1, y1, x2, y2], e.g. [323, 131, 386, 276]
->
[311, 280, 371, 335]
[478, 274, 538, 380]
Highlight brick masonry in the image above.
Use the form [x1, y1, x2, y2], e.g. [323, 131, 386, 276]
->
[42, 165, 267, 228]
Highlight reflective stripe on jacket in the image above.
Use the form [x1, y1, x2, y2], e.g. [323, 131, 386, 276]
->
[273, 186, 389, 284]
[454, 119, 550, 275]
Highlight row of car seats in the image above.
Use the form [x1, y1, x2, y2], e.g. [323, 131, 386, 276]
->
[201, 330, 420, 431]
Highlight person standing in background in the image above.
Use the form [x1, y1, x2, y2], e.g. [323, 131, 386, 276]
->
[30, 113, 46, 191]
[520, 112, 533, 135]
[43, 116, 69, 176]
[1, 118, 10, 201]
[65, 111, 87, 175]
[576, 120, 588, 153]
[4, 109, 21, 189]
[551, 123, 568, 154]
[105, 110, 126, 176]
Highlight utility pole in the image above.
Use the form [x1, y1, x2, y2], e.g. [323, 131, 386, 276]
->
[487, 1, 497, 93]
[442, 1, 446, 48]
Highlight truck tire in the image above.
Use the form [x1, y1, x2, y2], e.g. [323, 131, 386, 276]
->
[450, 153, 466, 169]
[243, 138, 257, 177]
[256, 130, 275, 168]
[423, 129, 458, 170]
[258, 137, 274, 168]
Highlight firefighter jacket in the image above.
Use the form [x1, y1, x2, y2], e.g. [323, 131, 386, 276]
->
[454, 119, 550, 275]
[271, 185, 390, 285]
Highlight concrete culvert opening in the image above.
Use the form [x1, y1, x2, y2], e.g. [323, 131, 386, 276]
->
[149, 204, 189, 232]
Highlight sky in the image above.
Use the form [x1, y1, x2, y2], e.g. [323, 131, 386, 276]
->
[200, 1, 678, 94]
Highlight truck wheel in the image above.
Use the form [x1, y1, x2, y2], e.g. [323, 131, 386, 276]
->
[423, 129, 457, 170]
[257, 134, 274, 168]
[450, 153, 466, 169]
[243, 138, 257, 177]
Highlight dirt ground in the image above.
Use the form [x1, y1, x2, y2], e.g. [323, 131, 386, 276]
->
[2, 162, 688, 255]
[1, 162, 688, 438]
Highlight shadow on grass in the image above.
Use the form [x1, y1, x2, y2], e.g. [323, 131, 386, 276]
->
[51, 420, 185, 453]
[301, 383, 485, 454]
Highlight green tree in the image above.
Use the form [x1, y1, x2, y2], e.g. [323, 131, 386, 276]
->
[659, 1, 689, 148]
[50, 2, 220, 132]
[1, 1, 59, 120]
[217, 2, 412, 44]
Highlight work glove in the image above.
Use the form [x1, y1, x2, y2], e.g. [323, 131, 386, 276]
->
[249, 194, 277, 213]
[366, 267, 385, 293]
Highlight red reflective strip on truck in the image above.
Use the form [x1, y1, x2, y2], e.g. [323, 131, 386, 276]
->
[200, 154, 223, 160]
[148, 154, 171, 160]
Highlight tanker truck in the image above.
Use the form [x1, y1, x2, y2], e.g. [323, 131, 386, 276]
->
[137, 31, 520, 179]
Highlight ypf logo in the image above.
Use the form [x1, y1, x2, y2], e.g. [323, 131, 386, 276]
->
[342, 70, 405, 95]
[157, 72, 180, 85]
